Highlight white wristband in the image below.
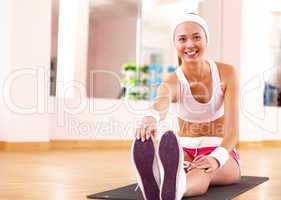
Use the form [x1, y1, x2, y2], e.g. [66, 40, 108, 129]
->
[209, 147, 229, 168]
[142, 109, 161, 123]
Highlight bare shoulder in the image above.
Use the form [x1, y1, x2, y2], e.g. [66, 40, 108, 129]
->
[215, 62, 239, 83]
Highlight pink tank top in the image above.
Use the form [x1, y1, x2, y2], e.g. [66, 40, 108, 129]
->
[172, 60, 224, 123]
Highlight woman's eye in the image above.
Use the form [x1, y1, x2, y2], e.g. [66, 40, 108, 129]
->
[178, 37, 186, 42]
[194, 36, 201, 41]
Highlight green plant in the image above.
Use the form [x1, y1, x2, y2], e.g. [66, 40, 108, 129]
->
[122, 63, 137, 71]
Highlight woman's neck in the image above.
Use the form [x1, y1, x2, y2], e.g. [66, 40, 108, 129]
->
[181, 60, 209, 81]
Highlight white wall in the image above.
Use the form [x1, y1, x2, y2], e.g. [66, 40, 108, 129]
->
[56, 0, 89, 98]
[74, 0, 89, 90]
[220, 0, 242, 68]
[200, 0, 242, 68]
[49, 98, 179, 140]
[0, 0, 12, 141]
[239, 0, 281, 140]
[0, 0, 52, 142]
[199, 0, 223, 61]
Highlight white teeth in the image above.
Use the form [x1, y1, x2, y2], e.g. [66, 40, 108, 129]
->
[186, 51, 196, 56]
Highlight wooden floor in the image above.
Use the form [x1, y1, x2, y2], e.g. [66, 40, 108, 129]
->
[0, 147, 280, 200]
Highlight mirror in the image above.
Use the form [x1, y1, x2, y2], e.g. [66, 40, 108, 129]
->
[86, 0, 201, 100]
[51, 0, 205, 100]
[264, 11, 281, 107]
[52, 0, 202, 100]
[87, 0, 140, 99]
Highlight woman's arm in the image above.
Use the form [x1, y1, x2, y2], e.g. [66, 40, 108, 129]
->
[220, 65, 240, 151]
[190, 64, 240, 172]
[204, 65, 239, 170]
[136, 74, 178, 141]
[152, 77, 176, 120]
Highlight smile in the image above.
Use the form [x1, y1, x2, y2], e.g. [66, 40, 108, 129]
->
[184, 50, 199, 57]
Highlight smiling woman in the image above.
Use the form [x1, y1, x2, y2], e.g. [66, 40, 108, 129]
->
[132, 11, 241, 200]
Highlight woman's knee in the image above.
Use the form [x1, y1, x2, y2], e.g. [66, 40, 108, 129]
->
[184, 169, 210, 196]
[184, 179, 209, 196]
[224, 161, 241, 183]
[194, 182, 209, 195]
[211, 160, 241, 185]
[232, 173, 241, 184]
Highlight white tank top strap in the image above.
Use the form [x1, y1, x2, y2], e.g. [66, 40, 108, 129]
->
[209, 60, 224, 94]
[209, 60, 217, 81]
[175, 67, 188, 85]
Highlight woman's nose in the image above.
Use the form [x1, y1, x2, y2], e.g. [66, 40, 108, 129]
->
[185, 39, 195, 48]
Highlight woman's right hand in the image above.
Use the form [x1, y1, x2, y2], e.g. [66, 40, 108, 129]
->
[135, 116, 157, 142]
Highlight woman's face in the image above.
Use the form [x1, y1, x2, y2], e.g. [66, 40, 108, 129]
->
[174, 22, 207, 64]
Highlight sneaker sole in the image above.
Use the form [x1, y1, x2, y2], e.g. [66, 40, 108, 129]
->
[133, 138, 160, 200]
[159, 131, 180, 200]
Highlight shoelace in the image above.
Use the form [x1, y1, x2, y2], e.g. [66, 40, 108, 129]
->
[183, 161, 190, 169]
[194, 138, 204, 157]
[134, 184, 140, 191]
[184, 138, 204, 170]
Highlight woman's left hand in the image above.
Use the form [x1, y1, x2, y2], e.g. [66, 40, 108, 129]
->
[187, 155, 219, 173]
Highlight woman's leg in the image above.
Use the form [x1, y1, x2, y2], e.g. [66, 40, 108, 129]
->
[210, 157, 240, 185]
[184, 168, 211, 196]
[183, 157, 240, 197]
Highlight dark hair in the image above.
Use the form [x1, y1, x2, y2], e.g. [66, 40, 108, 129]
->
[178, 56, 182, 66]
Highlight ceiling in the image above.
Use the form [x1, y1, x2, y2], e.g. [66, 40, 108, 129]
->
[52, 0, 202, 25]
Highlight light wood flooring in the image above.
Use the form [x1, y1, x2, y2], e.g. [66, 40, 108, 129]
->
[0, 147, 280, 200]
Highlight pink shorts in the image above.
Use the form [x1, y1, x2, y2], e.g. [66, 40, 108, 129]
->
[183, 146, 240, 164]
[180, 136, 240, 165]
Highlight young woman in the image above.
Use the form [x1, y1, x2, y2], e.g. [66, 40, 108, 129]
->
[132, 12, 240, 200]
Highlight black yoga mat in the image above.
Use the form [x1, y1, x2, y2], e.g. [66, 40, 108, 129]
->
[87, 176, 269, 200]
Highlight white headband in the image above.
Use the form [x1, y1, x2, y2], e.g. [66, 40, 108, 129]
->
[171, 13, 210, 45]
